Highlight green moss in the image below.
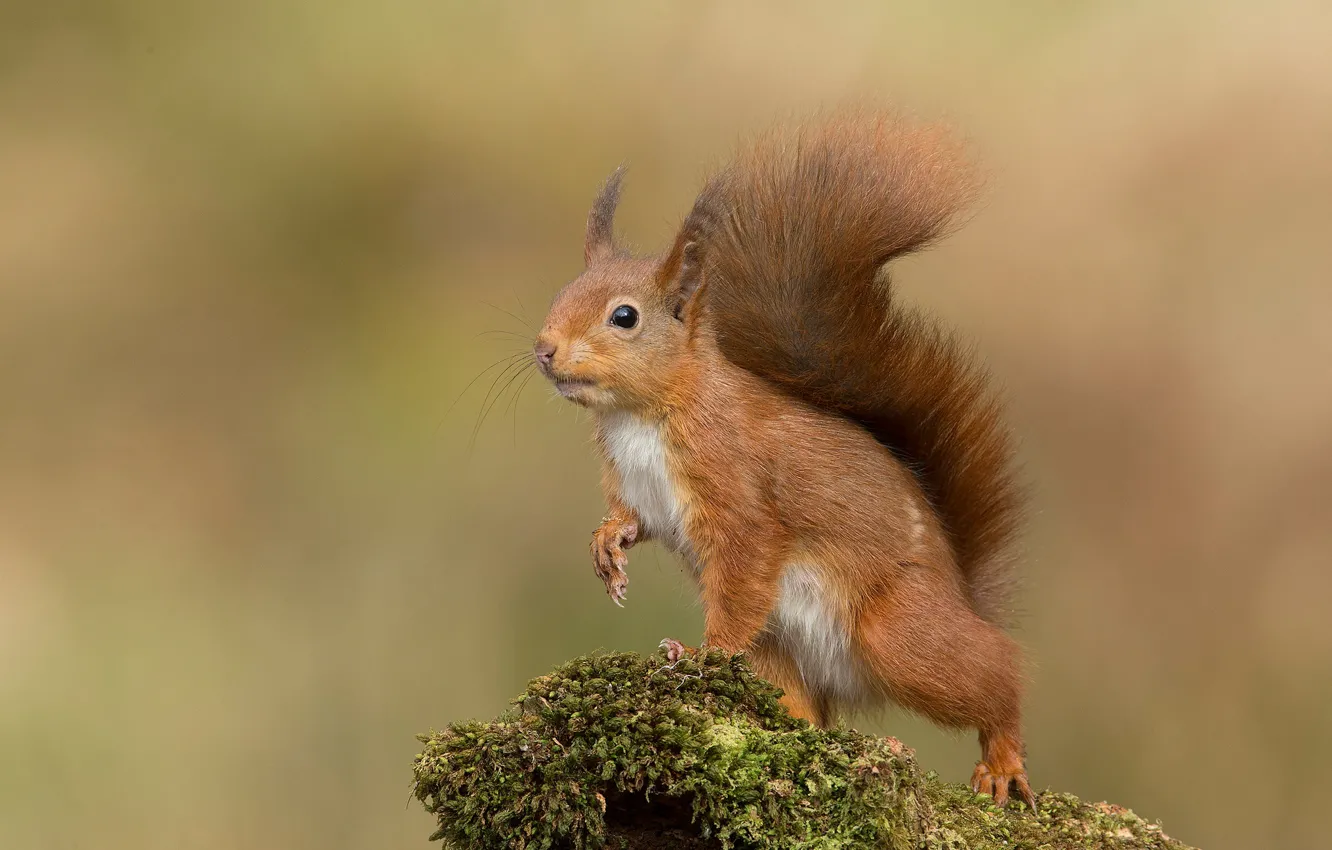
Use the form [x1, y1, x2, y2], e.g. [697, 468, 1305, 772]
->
[412, 650, 1195, 850]
[921, 779, 1190, 850]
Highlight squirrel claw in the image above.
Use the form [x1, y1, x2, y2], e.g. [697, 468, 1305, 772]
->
[971, 762, 1037, 812]
[658, 638, 690, 666]
[591, 518, 636, 606]
[593, 571, 627, 606]
[605, 569, 628, 606]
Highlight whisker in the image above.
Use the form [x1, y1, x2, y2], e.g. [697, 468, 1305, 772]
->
[477, 362, 534, 451]
[470, 358, 532, 450]
[482, 300, 535, 333]
[506, 368, 538, 447]
[440, 352, 528, 431]
[473, 356, 529, 431]
[477, 330, 534, 342]
[582, 323, 622, 342]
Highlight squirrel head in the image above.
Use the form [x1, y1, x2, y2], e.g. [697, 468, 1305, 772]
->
[533, 168, 706, 412]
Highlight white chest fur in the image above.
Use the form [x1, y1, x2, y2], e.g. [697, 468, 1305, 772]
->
[600, 412, 688, 554]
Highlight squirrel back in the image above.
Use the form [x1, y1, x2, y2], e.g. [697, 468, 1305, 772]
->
[665, 112, 1022, 624]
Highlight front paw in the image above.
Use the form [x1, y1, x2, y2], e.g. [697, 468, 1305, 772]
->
[591, 517, 638, 606]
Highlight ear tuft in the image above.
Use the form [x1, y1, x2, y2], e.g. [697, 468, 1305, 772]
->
[584, 166, 626, 265]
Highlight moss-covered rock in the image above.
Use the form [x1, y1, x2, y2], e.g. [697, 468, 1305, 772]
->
[412, 650, 1195, 850]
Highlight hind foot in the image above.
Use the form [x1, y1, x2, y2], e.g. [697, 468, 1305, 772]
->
[658, 638, 692, 666]
[972, 729, 1036, 810]
[971, 761, 1035, 810]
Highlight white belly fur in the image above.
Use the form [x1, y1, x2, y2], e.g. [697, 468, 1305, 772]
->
[770, 565, 865, 703]
[600, 412, 689, 556]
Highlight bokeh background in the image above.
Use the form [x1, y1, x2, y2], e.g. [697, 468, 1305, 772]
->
[3, 2, 1330, 848]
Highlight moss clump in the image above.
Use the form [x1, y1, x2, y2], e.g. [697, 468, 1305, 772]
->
[412, 650, 1196, 850]
[921, 780, 1191, 850]
[414, 650, 919, 849]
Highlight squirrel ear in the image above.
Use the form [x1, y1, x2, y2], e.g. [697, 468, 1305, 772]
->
[661, 187, 719, 320]
[584, 166, 626, 265]
[671, 240, 705, 321]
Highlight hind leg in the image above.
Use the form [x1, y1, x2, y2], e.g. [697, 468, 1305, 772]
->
[856, 571, 1034, 808]
[745, 638, 833, 728]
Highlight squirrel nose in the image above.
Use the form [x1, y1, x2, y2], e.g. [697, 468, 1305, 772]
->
[533, 337, 557, 370]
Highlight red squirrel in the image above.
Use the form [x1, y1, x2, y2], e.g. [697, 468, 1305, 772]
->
[531, 112, 1034, 808]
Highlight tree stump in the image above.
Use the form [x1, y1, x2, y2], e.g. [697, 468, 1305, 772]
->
[413, 650, 1194, 849]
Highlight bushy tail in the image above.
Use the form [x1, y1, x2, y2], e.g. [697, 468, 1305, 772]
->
[677, 111, 1022, 623]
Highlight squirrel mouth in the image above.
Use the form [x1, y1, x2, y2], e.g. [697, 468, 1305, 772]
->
[553, 378, 595, 399]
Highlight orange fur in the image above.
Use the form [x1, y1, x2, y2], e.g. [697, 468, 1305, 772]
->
[532, 110, 1034, 809]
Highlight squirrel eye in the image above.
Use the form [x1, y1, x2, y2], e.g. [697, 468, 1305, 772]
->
[609, 305, 639, 329]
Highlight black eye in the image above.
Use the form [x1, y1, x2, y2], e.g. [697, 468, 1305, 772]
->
[609, 305, 639, 329]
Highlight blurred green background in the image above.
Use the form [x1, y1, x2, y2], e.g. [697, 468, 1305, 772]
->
[2, 2, 1330, 848]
